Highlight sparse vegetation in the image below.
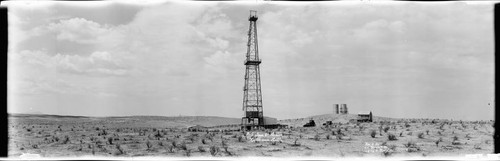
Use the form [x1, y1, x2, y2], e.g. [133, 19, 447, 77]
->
[8, 114, 494, 157]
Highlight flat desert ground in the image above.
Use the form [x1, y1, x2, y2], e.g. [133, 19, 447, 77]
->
[8, 113, 494, 158]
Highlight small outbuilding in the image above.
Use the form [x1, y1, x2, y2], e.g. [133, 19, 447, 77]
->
[357, 111, 373, 123]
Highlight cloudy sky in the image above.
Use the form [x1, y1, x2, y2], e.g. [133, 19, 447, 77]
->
[5, 1, 495, 120]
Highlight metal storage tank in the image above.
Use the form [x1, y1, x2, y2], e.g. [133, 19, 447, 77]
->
[340, 104, 348, 114]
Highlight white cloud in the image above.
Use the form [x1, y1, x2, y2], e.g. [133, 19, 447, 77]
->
[9, 77, 86, 95]
[6, 2, 494, 120]
[11, 50, 130, 77]
[31, 18, 112, 44]
[203, 50, 239, 74]
[206, 37, 229, 49]
[54, 51, 130, 76]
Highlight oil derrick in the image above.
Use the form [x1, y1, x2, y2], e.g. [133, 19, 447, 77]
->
[241, 10, 263, 129]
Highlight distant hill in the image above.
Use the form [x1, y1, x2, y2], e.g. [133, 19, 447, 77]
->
[278, 113, 400, 127]
[9, 113, 90, 119]
[9, 113, 412, 128]
[8, 113, 241, 128]
[111, 115, 242, 127]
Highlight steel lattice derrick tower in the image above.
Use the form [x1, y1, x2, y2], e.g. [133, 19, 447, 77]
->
[242, 10, 264, 127]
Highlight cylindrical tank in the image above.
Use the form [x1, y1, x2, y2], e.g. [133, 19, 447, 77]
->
[340, 104, 348, 114]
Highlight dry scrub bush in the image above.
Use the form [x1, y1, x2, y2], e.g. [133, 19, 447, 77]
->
[383, 127, 390, 133]
[292, 138, 300, 146]
[387, 133, 397, 141]
[221, 140, 228, 148]
[336, 134, 343, 140]
[63, 136, 70, 144]
[115, 144, 125, 155]
[198, 146, 206, 152]
[238, 135, 245, 142]
[404, 141, 420, 152]
[210, 146, 220, 156]
[107, 137, 113, 145]
[435, 138, 443, 147]
[370, 130, 377, 138]
[166, 145, 175, 153]
[179, 142, 188, 150]
[417, 132, 425, 139]
[171, 141, 177, 148]
[146, 140, 153, 150]
[314, 134, 321, 141]
[382, 144, 397, 157]
[184, 149, 192, 157]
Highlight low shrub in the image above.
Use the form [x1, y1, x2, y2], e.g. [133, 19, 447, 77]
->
[107, 137, 113, 145]
[146, 140, 153, 150]
[417, 132, 425, 139]
[179, 142, 187, 150]
[166, 145, 175, 153]
[387, 133, 397, 141]
[183, 149, 191, 157]
[115, 144, 125, 155]
[210, 146, 220, 156]
[198, 146, 206, 152]
[383, 127, 390, 133]
[292, 138, 300, 146]
[314, 134, 320, 141]
[370, 130, 377, 138]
